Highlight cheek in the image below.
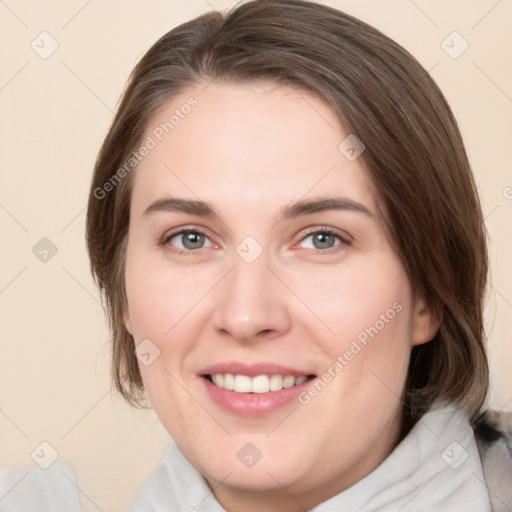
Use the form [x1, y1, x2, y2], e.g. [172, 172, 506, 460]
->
[123, 253, 220, 405]
[292, 255, 414, 393]
[124, 253, 214, 340]
[291, 256, 412, 342]
[123, 257, 202, 420]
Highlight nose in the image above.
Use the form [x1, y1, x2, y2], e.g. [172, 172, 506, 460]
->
[212, 253, 292, 343]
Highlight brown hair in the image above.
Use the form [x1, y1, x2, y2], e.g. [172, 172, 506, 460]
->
[86, 0, 488, 424]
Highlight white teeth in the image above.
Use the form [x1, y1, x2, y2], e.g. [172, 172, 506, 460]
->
[234, 375, 252, 393]
[283, 376, 295, 389]
[269, 375, 283, 391]
[223, 373, 235, 390]
[295, 376, 307, 386]
[251, 375, 270, 393]
[209, 373, 309, 393]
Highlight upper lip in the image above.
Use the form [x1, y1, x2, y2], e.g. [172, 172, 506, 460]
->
[199, 362, 315, 378]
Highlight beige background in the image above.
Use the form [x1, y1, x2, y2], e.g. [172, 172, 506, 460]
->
[0, 0, 511, 510]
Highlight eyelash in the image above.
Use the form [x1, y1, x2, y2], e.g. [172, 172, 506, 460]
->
[161, 226, 351, 257]
[161, 227, 216, 257]
[300, 227, 351, 254]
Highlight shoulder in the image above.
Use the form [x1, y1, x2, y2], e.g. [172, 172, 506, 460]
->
[472, 409, 512, 511]
[0, 463, 81, 511]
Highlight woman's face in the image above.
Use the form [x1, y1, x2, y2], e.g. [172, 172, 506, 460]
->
[123, 81, 437, 510]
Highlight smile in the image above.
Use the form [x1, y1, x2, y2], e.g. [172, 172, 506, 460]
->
[199, 362, 317, 416]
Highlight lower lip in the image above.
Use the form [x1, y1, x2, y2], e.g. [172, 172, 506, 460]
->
[202, 377, 313, 417]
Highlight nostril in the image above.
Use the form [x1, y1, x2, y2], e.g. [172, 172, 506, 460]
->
[257, 329, 274, 336]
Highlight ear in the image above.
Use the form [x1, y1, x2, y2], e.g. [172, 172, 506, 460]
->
[123, 308, 133, 336]
[411, 296, 442, 346]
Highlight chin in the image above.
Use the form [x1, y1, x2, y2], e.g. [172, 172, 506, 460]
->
[181, 432, 312, 491]
[203, 455, 310, 492]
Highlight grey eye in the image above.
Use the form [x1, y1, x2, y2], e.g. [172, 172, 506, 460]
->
[300, 232, 341, 250]
[169, 231, 212, 250]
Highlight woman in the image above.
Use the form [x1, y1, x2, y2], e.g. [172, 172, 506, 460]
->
[84, 0, 510, 510]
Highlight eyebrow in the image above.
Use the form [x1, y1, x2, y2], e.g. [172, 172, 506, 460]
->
[143, 197, 215, 217]
[280, 197, 374, 219]
[142, 196, 374, 221]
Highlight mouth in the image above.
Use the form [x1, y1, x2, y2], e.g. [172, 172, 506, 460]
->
[199, 362, 316, 416]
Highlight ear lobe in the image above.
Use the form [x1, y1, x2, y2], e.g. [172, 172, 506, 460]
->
[411, 297, 442, 346]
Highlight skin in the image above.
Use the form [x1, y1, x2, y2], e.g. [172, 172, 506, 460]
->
[123, 81, 439, 512]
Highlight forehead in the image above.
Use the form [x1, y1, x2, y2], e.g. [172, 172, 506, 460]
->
[131, 81, 377, 217]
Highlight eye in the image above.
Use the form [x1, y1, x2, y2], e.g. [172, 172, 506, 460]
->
[165, 229, 214, 251]
[298, 229, 347, 251]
